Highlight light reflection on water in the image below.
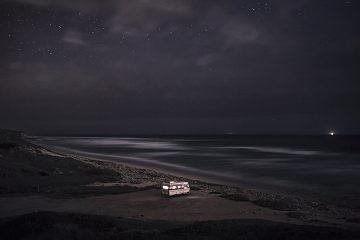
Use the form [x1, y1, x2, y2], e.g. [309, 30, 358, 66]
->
[35, 136, 360, 199]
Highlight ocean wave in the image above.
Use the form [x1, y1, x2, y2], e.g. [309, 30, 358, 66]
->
[50, 137, 188, 151]
[217, 146, 321, 156]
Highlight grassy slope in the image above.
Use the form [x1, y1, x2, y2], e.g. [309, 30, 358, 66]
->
[0, 129, 147, 197]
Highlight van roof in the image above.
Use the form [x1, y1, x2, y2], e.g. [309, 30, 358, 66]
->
[163, 181, 189, 185]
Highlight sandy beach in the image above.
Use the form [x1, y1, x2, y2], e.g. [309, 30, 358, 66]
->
[1, 130, 360, 239]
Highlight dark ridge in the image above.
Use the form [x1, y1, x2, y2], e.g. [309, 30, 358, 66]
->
[0, 129, 32, 151]
[0, 143, 17, 149]
[1, 211, 359, 240]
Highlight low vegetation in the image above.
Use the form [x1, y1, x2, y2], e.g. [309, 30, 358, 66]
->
[0, 129, 144, 198]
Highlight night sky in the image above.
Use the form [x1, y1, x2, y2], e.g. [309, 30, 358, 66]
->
[0, 0, 359, 135]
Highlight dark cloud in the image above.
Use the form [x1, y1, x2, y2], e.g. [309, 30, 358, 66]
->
[63, 30, 86, 46]
[16, 0, 193, 36]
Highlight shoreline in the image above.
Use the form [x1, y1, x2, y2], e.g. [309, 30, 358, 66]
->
[33, 136, 360, 206]
[31, 145, 360, 228]
[45, 145, 262, 190]
[1, 130, 360, 237]
[40, 143, 360, 208]
[42, 145, 320, 203]
[39, 144, 322, 198]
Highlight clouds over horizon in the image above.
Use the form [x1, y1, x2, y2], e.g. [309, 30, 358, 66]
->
[1, 0, 360, 134]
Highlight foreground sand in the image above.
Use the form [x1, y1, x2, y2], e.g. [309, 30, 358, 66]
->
[0, 187, 293, 223]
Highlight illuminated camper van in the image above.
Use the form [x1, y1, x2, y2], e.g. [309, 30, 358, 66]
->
[162, 181, 190, 196]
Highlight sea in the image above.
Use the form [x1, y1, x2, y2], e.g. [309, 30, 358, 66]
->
[34, 135, 360, 201]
